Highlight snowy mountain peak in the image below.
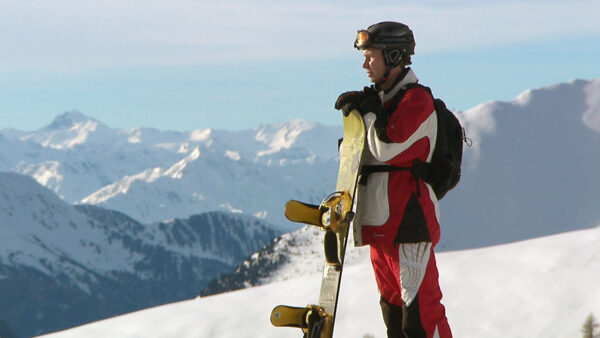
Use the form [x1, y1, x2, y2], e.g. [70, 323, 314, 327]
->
[460, 78, 600, 166]
[255, 119, 316, 157]
[20, 110, 112, 149]
[46, 111, 99, 130]
[507, 78, 600, 128]
[189, 129, 212, 142]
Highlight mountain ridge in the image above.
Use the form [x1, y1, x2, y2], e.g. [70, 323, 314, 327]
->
[0, 171, 280, 336]
[1, 112, 341, 228]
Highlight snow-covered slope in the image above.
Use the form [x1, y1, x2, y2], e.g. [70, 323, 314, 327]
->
[43, 225, 600, 338]
[200, 225, 369, 296]
[0, 172, 132, 276]
[0, 172, 279, 336]
[0, 172, 278, 282]
[439, 78, 600, 249]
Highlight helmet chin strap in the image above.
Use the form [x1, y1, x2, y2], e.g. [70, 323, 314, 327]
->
[374, 63, 392, 90]
[374, 47, 395, 89]
[375, 65, 410, 92]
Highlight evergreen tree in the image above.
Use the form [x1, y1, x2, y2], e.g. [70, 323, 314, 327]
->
[582, 313, 600, 338]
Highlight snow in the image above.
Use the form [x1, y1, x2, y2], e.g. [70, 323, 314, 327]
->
[583, 79, 600, 132]
[224, 150, 241, 161]
[20, 111, 107, 149]
[188, 129, 212, 142]
[164, 147, 202, 179]
[437, 78, 600, 251]
[255, 119, 315, 157]
[42, 225, 600, 338]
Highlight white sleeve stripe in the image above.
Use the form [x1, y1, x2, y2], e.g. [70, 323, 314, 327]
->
[365, 111, 437, 163]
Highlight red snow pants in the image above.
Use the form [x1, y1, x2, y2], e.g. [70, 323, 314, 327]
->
[370, 243, 452, 338]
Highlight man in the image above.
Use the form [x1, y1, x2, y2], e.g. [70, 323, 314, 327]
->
[334, 22, 452, 338]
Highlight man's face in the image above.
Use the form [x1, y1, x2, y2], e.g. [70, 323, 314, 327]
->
[362, 48, 387, 83]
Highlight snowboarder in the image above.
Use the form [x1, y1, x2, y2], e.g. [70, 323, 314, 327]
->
[334, 21, 452, 338]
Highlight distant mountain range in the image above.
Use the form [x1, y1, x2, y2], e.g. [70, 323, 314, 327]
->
[1, 111, 339, 230]
[1, 77, 599, 336]
[2, 78, 599, 244]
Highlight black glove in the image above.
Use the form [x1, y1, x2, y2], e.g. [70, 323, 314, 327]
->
[334, 87, 381, 116]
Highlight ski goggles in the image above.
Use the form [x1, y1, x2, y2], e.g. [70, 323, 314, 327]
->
[354, 30, 370, 49]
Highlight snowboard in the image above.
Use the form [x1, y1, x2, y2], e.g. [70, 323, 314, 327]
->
[270, 109, 366, 338]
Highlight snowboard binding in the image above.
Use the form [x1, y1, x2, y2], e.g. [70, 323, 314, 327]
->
[285, 191, 353, 267]
[270, 304, 332, 338]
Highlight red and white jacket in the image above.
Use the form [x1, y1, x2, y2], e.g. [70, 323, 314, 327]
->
[353, 68, 441, 248]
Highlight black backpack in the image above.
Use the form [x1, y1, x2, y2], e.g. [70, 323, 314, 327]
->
[360, 83, 469, 200]
[415, 84, 469, 199]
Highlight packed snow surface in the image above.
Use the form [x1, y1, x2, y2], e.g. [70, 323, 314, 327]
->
[43, 225, 600, 338]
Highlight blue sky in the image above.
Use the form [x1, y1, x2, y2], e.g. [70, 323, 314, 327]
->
[1, 0, 599, 131]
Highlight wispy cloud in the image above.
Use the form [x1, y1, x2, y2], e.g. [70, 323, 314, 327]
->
[1, 0, 598, 71]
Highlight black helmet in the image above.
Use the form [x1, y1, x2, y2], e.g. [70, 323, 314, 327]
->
[354, 21, 415, 67]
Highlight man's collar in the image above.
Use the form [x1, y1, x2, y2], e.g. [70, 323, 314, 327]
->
[378, 67, 418, 103]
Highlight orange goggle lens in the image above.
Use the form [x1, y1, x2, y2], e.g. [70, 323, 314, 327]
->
[354, 30, 369, 49]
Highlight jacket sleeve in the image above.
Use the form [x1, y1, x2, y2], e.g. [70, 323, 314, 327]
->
[364, 87, 436, 165]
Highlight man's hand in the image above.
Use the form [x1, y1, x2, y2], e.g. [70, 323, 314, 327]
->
[334, 87, 381, 116]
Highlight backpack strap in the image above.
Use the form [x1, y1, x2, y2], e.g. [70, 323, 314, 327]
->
[359, 164, 410, 185]
[384, 83, 428, 113]
[373, 83, 427, 143]
[359, 159, 426, 197]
